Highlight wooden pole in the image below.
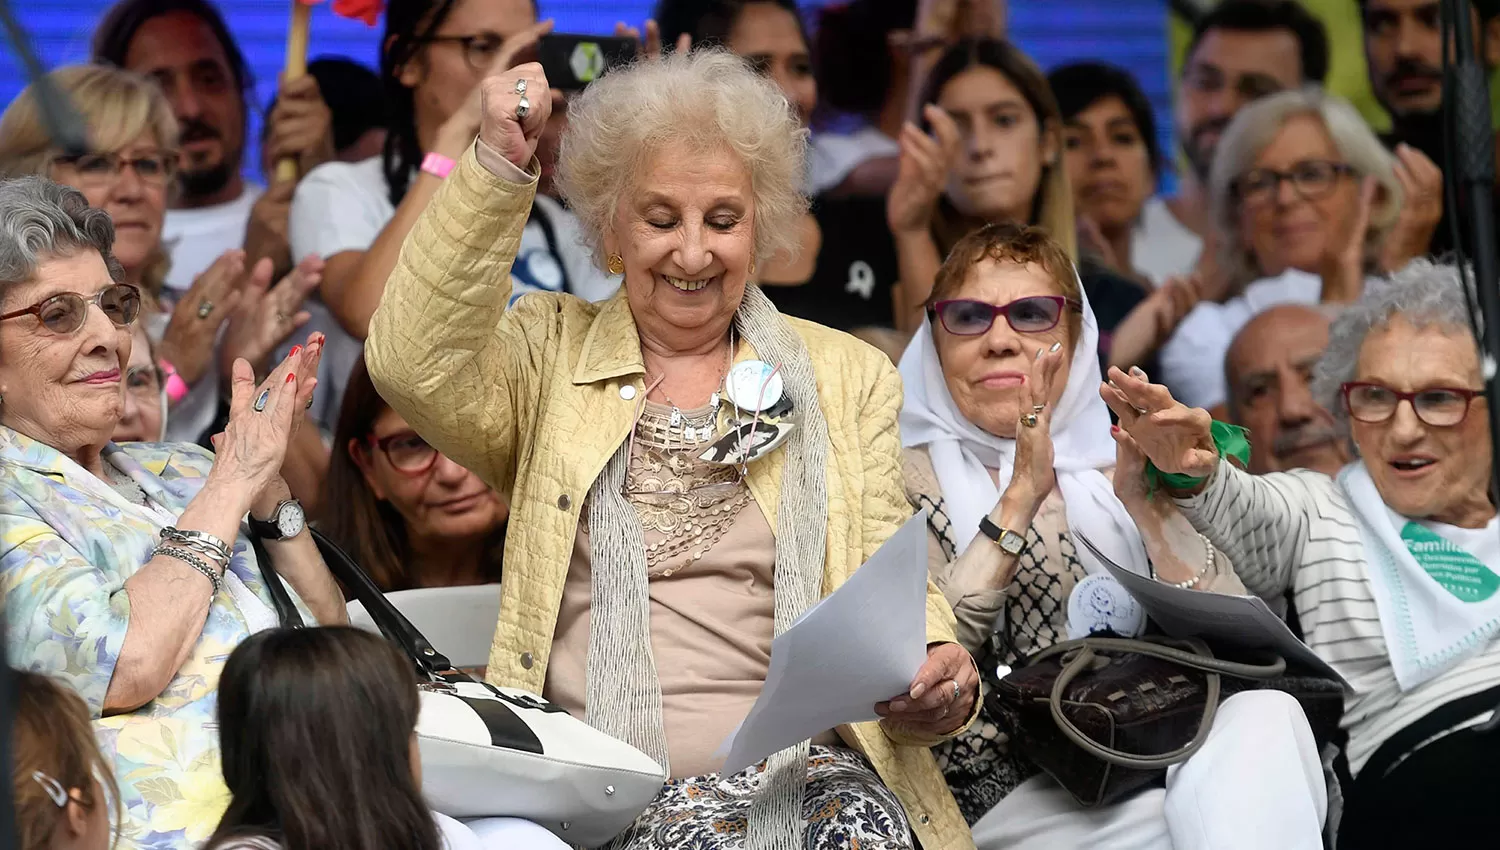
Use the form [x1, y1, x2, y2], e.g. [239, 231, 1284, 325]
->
[276, 1, 313, 184]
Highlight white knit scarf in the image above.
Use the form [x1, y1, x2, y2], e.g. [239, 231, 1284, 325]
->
[586, 284, 829, 849]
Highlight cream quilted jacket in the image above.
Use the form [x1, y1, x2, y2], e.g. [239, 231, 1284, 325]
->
[365, 147, 975, 849]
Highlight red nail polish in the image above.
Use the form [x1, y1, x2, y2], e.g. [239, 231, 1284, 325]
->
[1111, 425, 1120, 434]
[289, 345, 301, 356]
[286, 373, 296, 383]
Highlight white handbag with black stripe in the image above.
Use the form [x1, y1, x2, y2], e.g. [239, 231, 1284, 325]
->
[288, 529, 666, 848]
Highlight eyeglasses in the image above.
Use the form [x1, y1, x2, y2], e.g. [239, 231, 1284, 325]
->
[1340, 382, 1486, 427]
[0, 284, 141, 334]
[931, 296, 1076, 336]
[370, 430, 439, 475]
[125, 364, 164, 400]
[51, 150, 179, 189]
[1181, 65, 1287, 101]
[422, 31, 507, 72]
[1233, 160, 1356, 207]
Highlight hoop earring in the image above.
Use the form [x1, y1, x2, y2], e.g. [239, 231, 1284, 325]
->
[607, 254, 625, 276]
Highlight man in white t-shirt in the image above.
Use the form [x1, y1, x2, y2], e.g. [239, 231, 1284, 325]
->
[93, 0, 334, 299]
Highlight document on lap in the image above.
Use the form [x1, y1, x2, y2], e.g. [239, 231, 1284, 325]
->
[718, 512, 931, 775]
[1076, 532, 1351, 689]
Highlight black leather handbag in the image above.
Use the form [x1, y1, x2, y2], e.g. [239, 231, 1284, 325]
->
[989, 635, 1302, 807]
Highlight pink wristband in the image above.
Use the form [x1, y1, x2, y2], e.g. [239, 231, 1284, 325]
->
[421, 152, 456, 179]
[158, 359, 189, 405]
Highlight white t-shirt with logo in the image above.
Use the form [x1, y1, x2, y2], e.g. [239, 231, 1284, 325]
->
[161, 186, 263, 298]
[288, 156, 619, 428]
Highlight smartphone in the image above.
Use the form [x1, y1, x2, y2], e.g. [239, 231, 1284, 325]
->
[537, 34, 636, 91]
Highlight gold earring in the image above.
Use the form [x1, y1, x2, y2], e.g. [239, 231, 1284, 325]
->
[749, 260, 757, 277]
[606, 254, 625, 275]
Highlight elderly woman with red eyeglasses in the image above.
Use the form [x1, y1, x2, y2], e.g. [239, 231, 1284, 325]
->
[1111, 258, 1500, 847]
[323, 356, 508, 592]
[0, 176, 344, 850]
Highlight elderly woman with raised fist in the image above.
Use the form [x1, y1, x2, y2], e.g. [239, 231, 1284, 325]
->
[365, 51, 980, 849]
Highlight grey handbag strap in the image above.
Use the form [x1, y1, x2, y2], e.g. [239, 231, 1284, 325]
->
[1030, 636, 1286, 770]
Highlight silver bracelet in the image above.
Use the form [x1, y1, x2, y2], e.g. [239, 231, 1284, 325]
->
[160, 527, 231, 566]
[1164, 534, 1215, 590]
[156, 545, 223, 598]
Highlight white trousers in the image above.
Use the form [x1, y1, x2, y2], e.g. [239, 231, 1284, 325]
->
[436, 813, 572, 850]
[972, 690, 1327, 850]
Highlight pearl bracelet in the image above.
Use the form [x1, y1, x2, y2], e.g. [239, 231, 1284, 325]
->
[1163, 534, 1215, 590]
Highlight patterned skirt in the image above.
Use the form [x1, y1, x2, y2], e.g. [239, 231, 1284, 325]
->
[613, 746, 914, 849]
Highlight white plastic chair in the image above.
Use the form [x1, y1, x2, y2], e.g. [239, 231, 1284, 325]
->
[347, 585, 503, 671]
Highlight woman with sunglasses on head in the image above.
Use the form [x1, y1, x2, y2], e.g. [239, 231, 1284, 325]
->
[324, 357, 506, 592]
[0, 64, 324, 451]
[1156, 87, 1442, 413]
[0, 177, 344, 850]
[887, 38, 1156, 372]
[1111, 259, 1500, 847]
[289, 0, 618, 432]
[12, 670, 119, 850]
[901, 221, 1327, 847]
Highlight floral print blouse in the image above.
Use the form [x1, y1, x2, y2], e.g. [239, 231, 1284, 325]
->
[0, 427, 312, 849]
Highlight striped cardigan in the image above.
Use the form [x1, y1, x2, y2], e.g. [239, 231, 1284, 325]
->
[1175, 459, 1500, 775]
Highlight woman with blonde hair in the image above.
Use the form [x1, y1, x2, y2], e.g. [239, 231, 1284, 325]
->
[1156, 86, 1442, 411]
[11, 670, 120, 850]
[0, 64, 323, 449]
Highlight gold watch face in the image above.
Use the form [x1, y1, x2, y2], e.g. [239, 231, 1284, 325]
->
[1000, 530, 1025, 554]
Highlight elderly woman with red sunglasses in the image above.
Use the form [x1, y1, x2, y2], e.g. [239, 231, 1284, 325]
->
[900, 221, 1326, 847]
[0, 177, 344, 849]
[1111, 258, 1500, 847]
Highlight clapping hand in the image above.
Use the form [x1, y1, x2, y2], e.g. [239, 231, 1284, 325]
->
[1380, 143, 1443, 273]
[887, 105, 961, 237]
[1319, 176, 1377, 304]
[158, 250, 248, 386]
[1107, 275, 1204, 371]
[1007, 341, 1066, 510]
[218, 256, 321, 385]
[209, 334, 323, 505]
[615, 19, 692, 59]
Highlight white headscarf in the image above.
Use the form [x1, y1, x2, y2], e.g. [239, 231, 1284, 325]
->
[898, 279, 1149, 577]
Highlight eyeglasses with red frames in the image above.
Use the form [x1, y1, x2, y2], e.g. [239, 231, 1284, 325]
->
[368, 430, 440, 475]
[1340, 382, 1486, 428]
[930, 295, 1078, 336]
[0, 283, 141, 334]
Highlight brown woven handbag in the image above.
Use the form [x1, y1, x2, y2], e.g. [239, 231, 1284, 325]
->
[988, 635, 1286, 808]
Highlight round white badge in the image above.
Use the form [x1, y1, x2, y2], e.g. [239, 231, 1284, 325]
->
[725, 360, 783, 412]
[1065, 573, 1146, 640]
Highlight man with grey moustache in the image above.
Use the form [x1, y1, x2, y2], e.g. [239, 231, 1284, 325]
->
[1225, 303, 1350, 475]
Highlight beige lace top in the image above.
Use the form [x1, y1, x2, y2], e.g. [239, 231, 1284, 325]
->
[544, 402, 793, 778]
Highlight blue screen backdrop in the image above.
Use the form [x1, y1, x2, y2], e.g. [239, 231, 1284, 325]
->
[0, 0, 1172, 189]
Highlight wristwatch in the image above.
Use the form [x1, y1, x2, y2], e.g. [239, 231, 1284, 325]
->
[249, 499, 306, 541]
[978, 516, 1027, 556]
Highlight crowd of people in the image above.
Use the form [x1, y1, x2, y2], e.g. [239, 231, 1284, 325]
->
[3, 0, 1500, 847]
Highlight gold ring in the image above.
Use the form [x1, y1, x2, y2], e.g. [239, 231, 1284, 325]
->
[1020, 413, 1039, 428]
[1032, 404, 1045, 413]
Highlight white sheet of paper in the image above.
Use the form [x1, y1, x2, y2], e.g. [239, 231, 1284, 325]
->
[1076, 533, 1350, 688]
[718, 511, 931, 775]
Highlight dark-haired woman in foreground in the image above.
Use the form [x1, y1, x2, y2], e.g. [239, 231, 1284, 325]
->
[204, 627, 565, 850]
